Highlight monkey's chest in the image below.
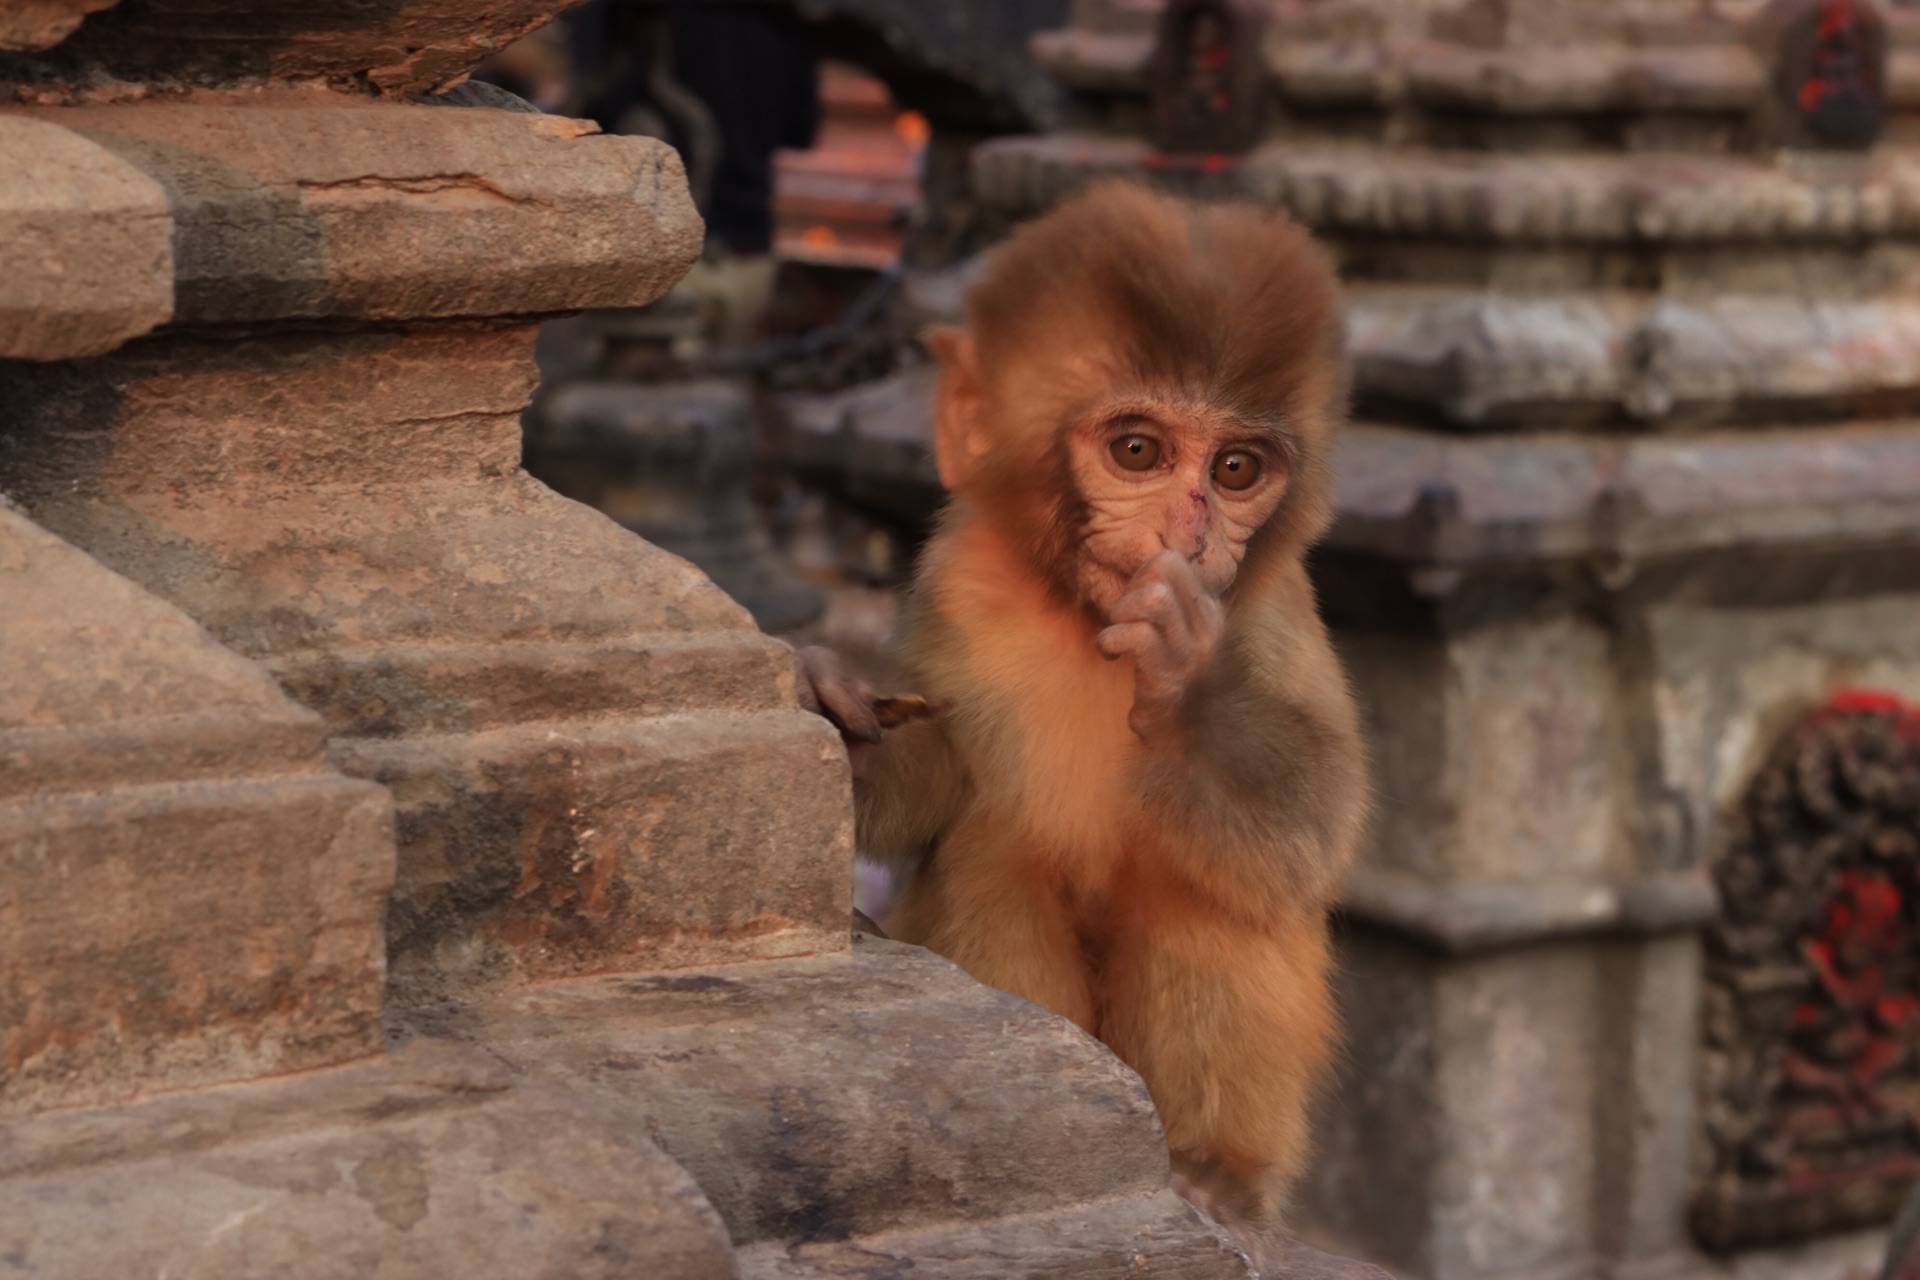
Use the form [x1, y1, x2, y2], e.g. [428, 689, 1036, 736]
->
[972, 665, 1142, 891]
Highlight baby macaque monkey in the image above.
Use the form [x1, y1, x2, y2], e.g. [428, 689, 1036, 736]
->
[797, 182, 1368, 1252]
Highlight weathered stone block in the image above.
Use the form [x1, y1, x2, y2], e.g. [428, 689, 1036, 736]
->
[0, 1043, 737, 1280]
[0, 116, 170, 361]
[1303, 931, 1687, 1280]
[1, 298, 848, 994]
[0, 506, 392, 1116]
[343, 713, 850, 991]
[6, 99, 701, 326]
[414, 939, 1186, 1246]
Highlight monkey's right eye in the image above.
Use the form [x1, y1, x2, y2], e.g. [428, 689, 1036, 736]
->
[1110, 434, 1162, 471]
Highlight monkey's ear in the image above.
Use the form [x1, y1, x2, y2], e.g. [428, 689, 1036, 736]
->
[925, 325, 991, 491]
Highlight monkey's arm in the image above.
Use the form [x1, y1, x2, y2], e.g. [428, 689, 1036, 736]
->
[791, 640, 970, 869]
[853, 715, 970, 868]
[1130, 568, 1369, 918]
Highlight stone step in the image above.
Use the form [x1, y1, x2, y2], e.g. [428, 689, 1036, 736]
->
[736, 1191, 1251, 1280]
[0, 1042, 736, 1280]
[334, 710, 850, 992]
[399, 937, 1191, 1250]
[972, 131, 1920, 247]
[0, 507, 394, 1117]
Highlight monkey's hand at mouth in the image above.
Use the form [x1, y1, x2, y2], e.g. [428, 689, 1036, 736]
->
[1095, 550, 1224, 742]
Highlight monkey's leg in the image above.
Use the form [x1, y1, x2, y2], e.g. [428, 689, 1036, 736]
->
[1100, 891, 1336, 1225]
[886, 825, 1096, 1033]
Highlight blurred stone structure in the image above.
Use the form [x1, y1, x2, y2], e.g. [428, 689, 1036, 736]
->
[784, 1, 1920, 1277]
[0, 6, 1378, 1277]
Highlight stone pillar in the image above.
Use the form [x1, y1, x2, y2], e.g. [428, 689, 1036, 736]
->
[0, 6, 1290, 1276]
[784, 1, 1920, 1277]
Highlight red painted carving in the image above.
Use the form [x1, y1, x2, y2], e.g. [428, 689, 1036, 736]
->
[1694, 690, 1920, 1249]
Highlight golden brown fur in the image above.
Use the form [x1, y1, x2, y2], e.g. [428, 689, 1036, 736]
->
[821, 182, 1368, 1237]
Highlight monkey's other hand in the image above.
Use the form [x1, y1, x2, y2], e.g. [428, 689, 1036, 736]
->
[793, 644, 884, 746]
[1096, 550, 1223, 740]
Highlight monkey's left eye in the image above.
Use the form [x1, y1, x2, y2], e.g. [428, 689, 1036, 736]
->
[1213, 450, 1262, 491]
[1110, 434, 1162, 472]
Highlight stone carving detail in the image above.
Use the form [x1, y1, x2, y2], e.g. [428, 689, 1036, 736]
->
[1696, 691, 1920, 1249]
[1767, 0, 1889, 149]
[1148, 0, 1266, 155]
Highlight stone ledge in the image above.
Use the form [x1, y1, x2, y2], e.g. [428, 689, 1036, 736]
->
[1338, 869, 1720, 955]
[5, 95, 702, 325]
[1353, 290, 1920, 429]
[1033, 24, 1920, 116]
[900, 266, 1920, 426]
[0, 1043, 737, 1280]
[404, 939, 1227, 1261]
[974, 132, 1920, 246]
[0, 116, 170, 360]
[738, 1191, 1251, 1279]
[1333, 420, 1920, 567]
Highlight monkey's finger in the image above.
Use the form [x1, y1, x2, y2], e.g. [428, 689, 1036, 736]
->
[818, 677, 884, 743]
[1108, 579, 1178, 625]
[1097, 621, 1161, 661]
[1112, 582, 1197, 656]
[1149, 550, 1217, 623]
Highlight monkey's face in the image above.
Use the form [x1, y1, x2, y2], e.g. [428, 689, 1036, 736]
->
[1065, 398, 1291, 613]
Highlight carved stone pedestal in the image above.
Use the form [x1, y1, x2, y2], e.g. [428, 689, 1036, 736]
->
[0, 5, 1326, 1276]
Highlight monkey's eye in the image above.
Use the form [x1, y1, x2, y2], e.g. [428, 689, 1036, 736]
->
[1109, 434, 1163, 472]
[1213, 450, 1262, 492]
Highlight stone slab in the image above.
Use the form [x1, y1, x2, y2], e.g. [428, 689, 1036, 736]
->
[407, 938, 1182, 1247]
[1035, 9, 1920, 116]
[6, 95, 701, 324]
[1352, 289, 1920, 428]
[0, 1043, 738, 1280]
[0, 0, 585, 94]
[737, 1191, 1251, 1279]
[340, 712, 851, 993]
[0, 505, 393, 1116]
[1332, 420, 1920, 566]
[0, 116, 170, 360]
[973, 132, 1920, 246]
[1339, 869, 1718, 954]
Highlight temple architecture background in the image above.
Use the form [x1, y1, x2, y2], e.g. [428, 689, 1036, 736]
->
[782, 1, 1920, 1278]
[0, 4, 1372, 1277]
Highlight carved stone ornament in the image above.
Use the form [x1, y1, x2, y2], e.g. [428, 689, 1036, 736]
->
[1148, 0, 1267, 156]
[1696, 691, 1920, 1249]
